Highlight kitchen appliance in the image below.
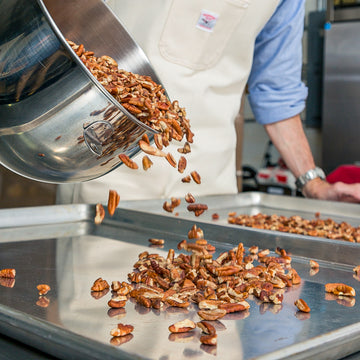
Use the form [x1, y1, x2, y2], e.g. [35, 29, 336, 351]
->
[322, 0, 360, 172]
[0, 0, 162, 183]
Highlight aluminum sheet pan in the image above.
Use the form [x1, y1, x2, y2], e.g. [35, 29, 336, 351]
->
[0, 202, 360, 360]
[118, 192, 360, 227]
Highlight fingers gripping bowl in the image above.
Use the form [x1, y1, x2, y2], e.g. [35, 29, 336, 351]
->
[0, 0, 179, 183]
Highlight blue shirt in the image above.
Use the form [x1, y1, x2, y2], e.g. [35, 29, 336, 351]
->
[247, 0, 308, 125]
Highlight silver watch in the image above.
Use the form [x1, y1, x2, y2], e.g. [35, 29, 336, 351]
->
[295, 167, 326, 191]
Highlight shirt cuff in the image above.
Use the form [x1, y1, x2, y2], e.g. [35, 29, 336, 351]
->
[248, 84, 308, 125]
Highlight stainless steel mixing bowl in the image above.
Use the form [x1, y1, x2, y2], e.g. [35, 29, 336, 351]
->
[0, 0, 162, 183]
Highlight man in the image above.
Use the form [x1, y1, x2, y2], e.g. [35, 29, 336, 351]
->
[58, 0, 360, 204]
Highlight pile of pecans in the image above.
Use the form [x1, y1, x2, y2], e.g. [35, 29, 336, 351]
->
[68, 40, 194, 164]
[91, 224, 308, 348]
[228, 213, 360, 242]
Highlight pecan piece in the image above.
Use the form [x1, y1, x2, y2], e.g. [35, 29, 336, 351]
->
[212, 213, 219, 220]
[188, 225, 203, 239]
[142, 156, 153, 171]
[110, 323, 134, 337]
[148, 238, 165, 246]
[91, 277, 109, 292]
[139, 140, 166, 157]
[178, 156, 187, 173]
[94, 203, 105, 225]
[181, 175, 191, 183]
[0, 268, 16, 279]
[177, 142, 191, 154]
[141, 133, 150, 145]
[294, 298, 311, 313]
[107, 189, 120, 216]
[168, 319, 196, 333]
[198, 308, 227, 321]
[218, 301, 250, 313]
[165, 153, 177, 168]
[108, 296, 127, 308]
[197, 321, 216, 335]
[154, 134, 163, 150]
[185, 193, 195, 204]
[118, 153, 138, 170]
[187, 203, 208, 215]
[325, 283, 356, 297]
[190, 171, 201, 184]
[37, 284, 51, 296]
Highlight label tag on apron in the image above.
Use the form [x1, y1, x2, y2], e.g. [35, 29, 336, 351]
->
[196, 9, 219, 32]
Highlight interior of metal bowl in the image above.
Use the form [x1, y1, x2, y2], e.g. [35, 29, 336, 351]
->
[0, 0, 163, 183]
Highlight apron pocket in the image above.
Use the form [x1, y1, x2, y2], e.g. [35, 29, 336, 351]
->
[159, 0, 250, 70]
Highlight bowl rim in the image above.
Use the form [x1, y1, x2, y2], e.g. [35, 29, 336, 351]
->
[36, 0, 158, 135]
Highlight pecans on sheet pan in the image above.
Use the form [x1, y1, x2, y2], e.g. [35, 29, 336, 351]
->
[91, 224, 309, 349]
[228, 212, 360, 243]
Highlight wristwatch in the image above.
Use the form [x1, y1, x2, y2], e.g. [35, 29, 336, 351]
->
[295, 167, 326, 191]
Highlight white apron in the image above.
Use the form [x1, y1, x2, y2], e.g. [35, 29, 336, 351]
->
[57, 0, 280, 204]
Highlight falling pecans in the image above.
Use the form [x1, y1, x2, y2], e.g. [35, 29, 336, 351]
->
[142, 156, 153, 171]
[94, 203, 105, 225]
[118, 154, 139, 170]
[107, 189, 120, 216]
[37, 284, 51, 296]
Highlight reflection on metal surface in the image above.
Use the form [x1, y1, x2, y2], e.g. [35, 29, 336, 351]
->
[83, 120, 114, 156]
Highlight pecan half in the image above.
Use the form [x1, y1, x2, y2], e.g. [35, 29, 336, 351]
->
[94, 203, 105, 225]
[91, 277, 109, 292]
[139, 140, 166, 157]
[118, 153, 138, 170]
[154, 134, 163, 150]
[108, 296, 127, 308]
[197, 309, 227, 321]
[190, 171, 201, 184]
[142, 156, 153, 171]
[168, 319, 196, 333]
[218, 301, 250, 313]
[178, 156, 187, 173]
[148, 238, 165, 246]
[165, 153, 177, 168]
[294, 298, 311, 313]
[185, 193, 195, 204]
[110, 323, 134, 337]
[177, 142, 191, 154]
[107, 189, 120, 216]
[197, 321, 216, 335]
[0, 268, 16, 279]
[325, 283, 356, 297]
[181, 175, 191, 183]
[37, 284, 51, 296]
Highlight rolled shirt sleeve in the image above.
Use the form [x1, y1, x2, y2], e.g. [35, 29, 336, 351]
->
[247, 0, 308, 125]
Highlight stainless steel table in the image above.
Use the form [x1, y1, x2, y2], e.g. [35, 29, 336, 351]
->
[0, 193, 360, 360]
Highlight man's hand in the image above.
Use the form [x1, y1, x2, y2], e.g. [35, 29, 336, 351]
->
[303, 178, 360, 203]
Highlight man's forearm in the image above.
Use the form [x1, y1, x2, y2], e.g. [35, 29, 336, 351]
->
[264, 114, 315, 179]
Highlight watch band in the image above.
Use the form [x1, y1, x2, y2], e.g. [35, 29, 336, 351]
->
[295, 167, 326, 191]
